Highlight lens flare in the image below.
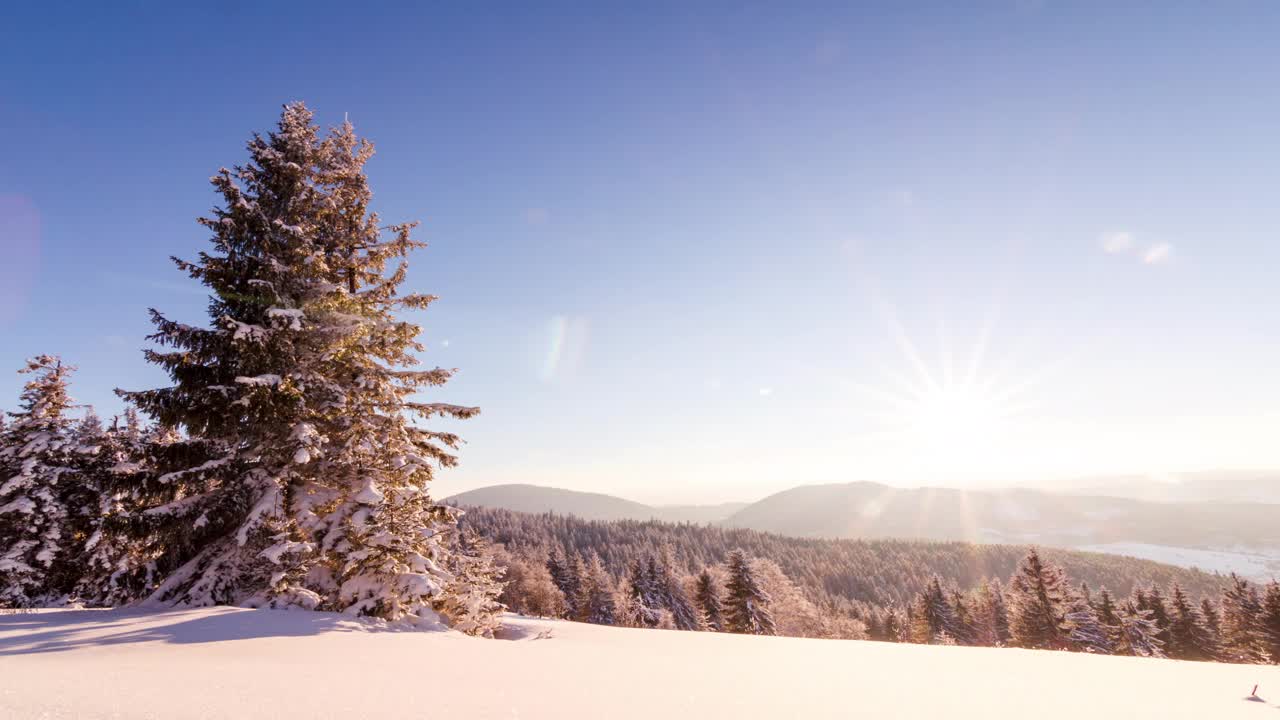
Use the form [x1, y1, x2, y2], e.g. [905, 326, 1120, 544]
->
[540, 315, 589, 382]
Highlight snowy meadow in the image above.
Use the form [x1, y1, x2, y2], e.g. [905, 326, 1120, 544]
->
[2, 607, 1278, 719]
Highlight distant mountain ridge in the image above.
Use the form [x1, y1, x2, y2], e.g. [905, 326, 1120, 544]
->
[720, 481, 1278, 546]
[720, 481, 1280, 580]
[447, 480, 1280, 579]
[444, 484, 747, 524]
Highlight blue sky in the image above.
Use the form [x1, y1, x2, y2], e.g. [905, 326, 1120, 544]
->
[3, 2, 1280, 503]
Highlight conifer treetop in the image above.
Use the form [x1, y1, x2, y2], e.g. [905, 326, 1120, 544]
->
[10, 355, 75, 429]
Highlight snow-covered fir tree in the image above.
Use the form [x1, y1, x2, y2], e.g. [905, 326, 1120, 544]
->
[1142, 585, 1173, 650]
[910, 576, 963, 644]
[650, 550, 700, 630]
[74, 408, 166, 606]
[949, 587, 976, 645]
[545, 546, 580, 617]
[723, 549, 775, 636]
[436, 528, 505, 636]
[0, 356, 98, 607]
[750, 558, 833, 638]
[973, 578, 1011, 646]
[1261, 581, 1280, 664]
[65, 407, 121, 603]
[625, 557, 662, 627]
[615, 581, 644, 628]
[1167, 583, 1214, 661]
[1219, 574, 1266, 663]
[117, 103, 478, 623]
[694, 568, 725, 632]
[564, 552, 590, 620]
[882, 605, 906, 642]
[1198, 597, 1223, 659]
[1007, 548, 1071, 650]
[69, 406, 112, 559]
[1093, 588, 1123, 649]
[577, 552, 619, 626]
[1064, 592, 1112, 654]
[72, 407, 105, 450]
[1115, 600, 1165, 658]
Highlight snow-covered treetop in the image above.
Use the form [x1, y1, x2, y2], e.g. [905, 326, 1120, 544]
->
[8, 355, 75, 431]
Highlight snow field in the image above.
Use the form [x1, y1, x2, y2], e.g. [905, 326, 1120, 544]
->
[1, 607, 1277, 719]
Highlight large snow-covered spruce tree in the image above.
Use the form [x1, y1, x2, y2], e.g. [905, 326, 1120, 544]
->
[119, 103, 478, 623]
[0, 356, 98, 606]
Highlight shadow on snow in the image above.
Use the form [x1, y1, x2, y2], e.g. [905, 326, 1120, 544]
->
[0, 607, 387, 656]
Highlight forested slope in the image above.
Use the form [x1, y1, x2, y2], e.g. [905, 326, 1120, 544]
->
[460, 506, 1226, 610]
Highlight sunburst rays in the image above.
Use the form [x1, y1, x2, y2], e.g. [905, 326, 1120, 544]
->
[830, 280, 1081, 497]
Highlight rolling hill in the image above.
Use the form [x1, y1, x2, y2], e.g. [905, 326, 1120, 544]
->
[444, 484, 746, 524]
[721, 481, 1277, 546]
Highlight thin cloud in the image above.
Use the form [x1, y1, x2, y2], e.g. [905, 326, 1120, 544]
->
[1100, 231, 1133, 254]
[1142, 243, 1173, 265]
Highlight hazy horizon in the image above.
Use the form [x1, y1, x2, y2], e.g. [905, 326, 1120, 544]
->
[440, 468, 1280, 507]
[6, 3, 1280, 505]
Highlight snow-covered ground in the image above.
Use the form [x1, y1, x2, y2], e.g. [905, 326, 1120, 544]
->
[1, 608, 1277, 719]
[1074, 542, 1280, 581]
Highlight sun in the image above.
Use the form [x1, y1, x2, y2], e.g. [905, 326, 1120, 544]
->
[907, 382, 1006, 442]
[832, 292, 1070, 484]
